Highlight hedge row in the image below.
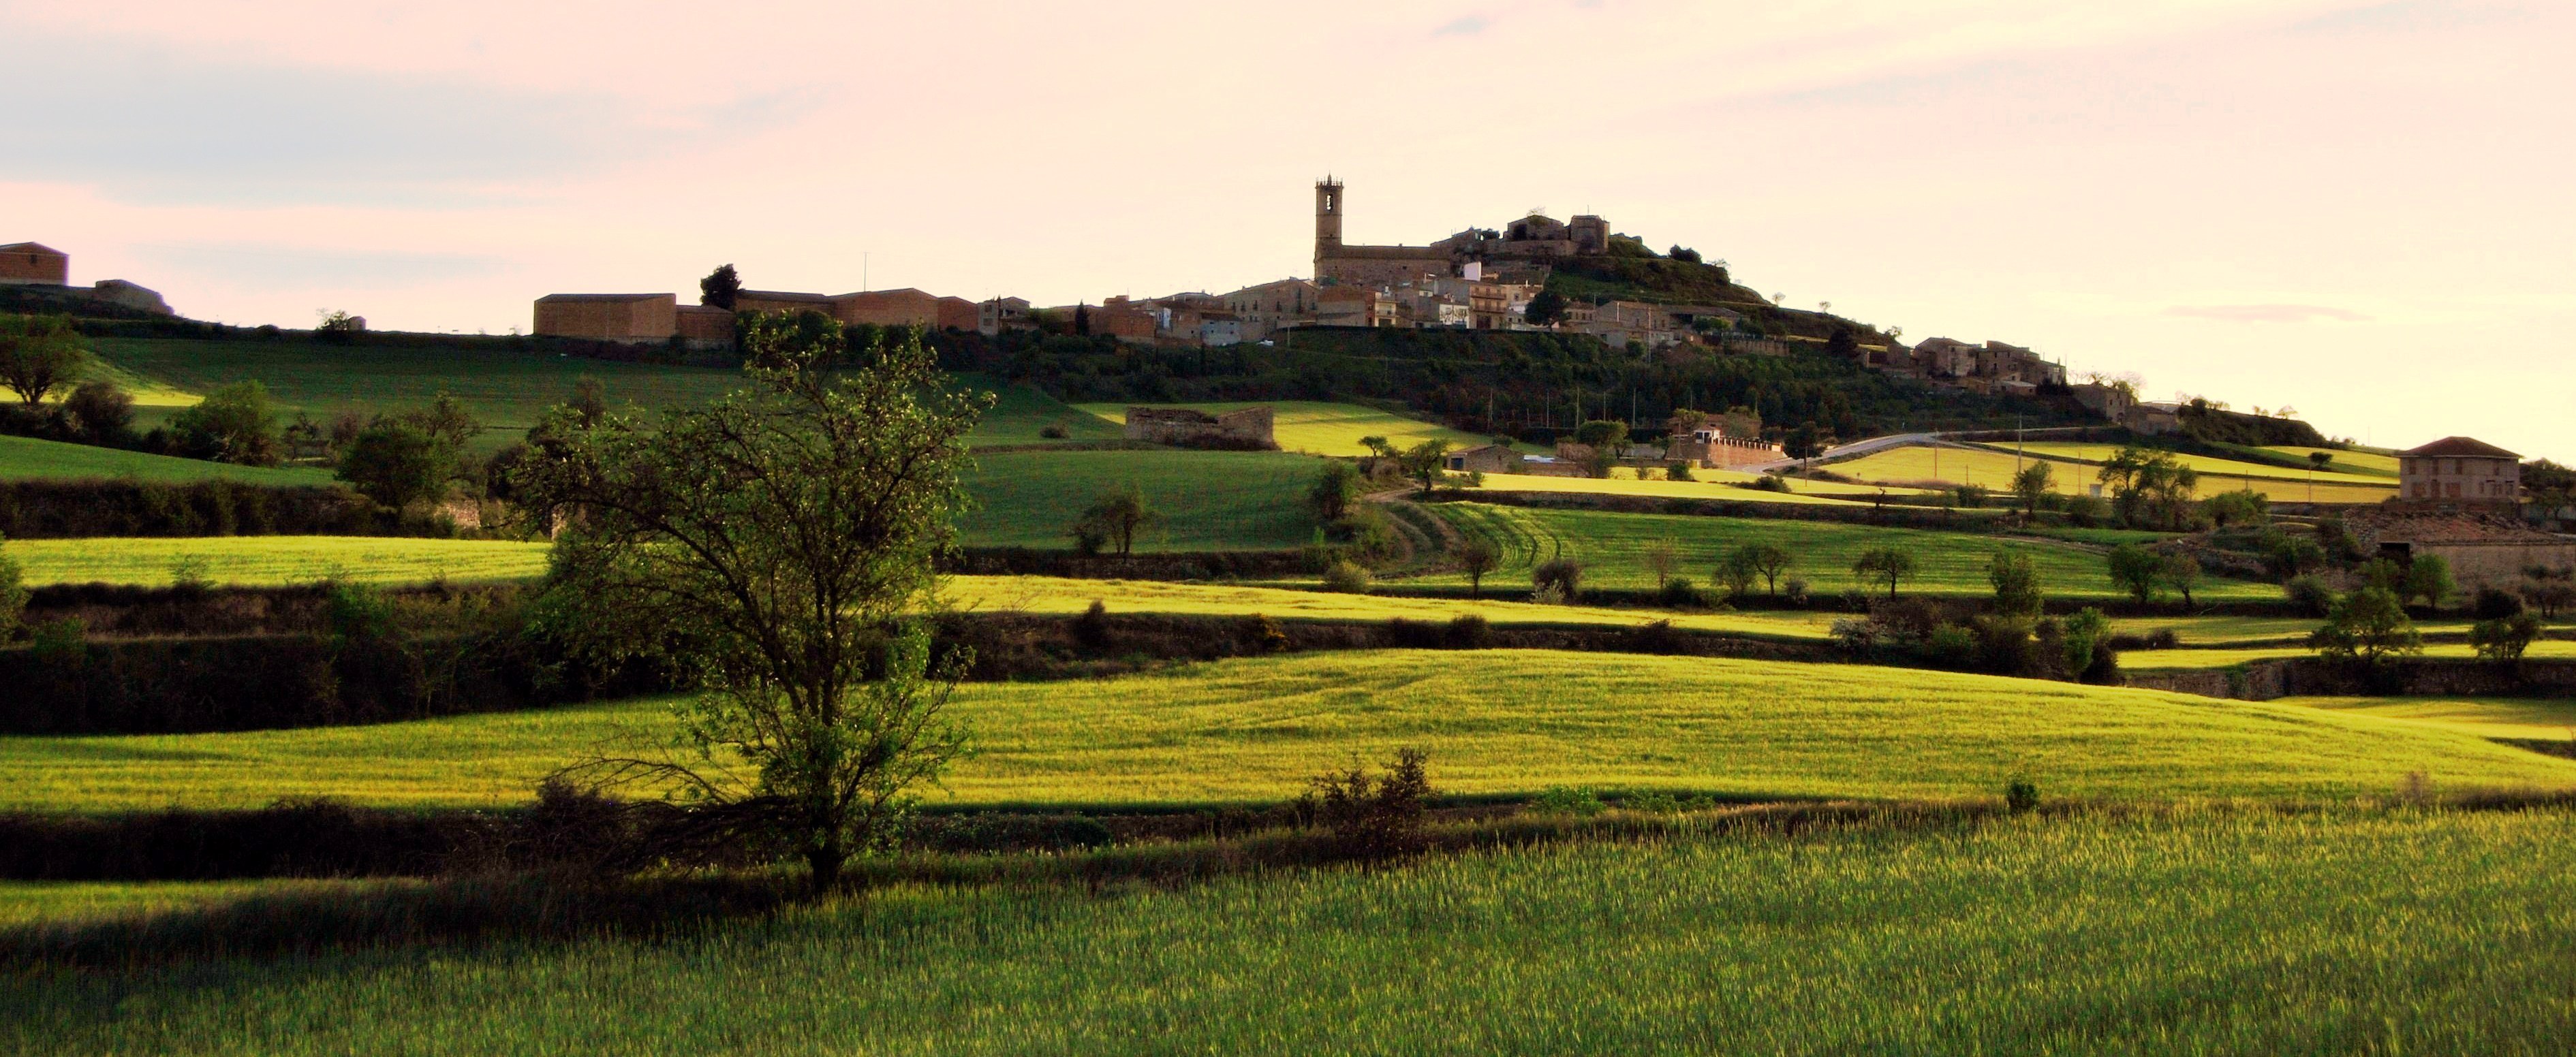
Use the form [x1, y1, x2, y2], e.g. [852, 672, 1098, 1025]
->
[0, 479, 397, 539]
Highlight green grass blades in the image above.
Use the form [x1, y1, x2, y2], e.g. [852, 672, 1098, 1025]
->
[6, 535, 553, 588]
[12, 810, 2576, 1054]
[7, 650, 2568, 812]
[1429, 502, 2274, 600]
[961, 449, 1325, 551]
[0, 435, 338, 486]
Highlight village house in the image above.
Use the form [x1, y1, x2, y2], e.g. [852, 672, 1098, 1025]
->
[1, 242, 71, 285]
[1444, 444, 1520, 475]
[1220, 279, 1318, 341]
[977, 296, 1031, 336]
[2395, 437, 2523, 510]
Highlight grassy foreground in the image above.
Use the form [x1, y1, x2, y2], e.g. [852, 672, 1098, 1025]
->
[8, 650, 2569, 812]
[12, 808, 2576, 1054]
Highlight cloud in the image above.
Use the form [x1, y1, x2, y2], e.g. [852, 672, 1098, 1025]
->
[0, 20, 817, 206]
[1432, 14, 1491, 36]
[2165, 304, 2372, 323]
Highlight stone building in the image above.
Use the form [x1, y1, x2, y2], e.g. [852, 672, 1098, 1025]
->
[533, 293, 679, 341]
[2371, 514, 2576, 589]
[1123, 406, 1275, 448]
[835, 288, 978, 330]
[1221, 279, 1319, 341]
[1662, 420, 1783, 469]
[89, 279, 172, 315]
[978, 297, 1031, 336]
[2395, 437, 2522, 511]
[1444, 443, 1521, 475]
[1311, 178, 1615, 289]
[0, 242, 69, 285]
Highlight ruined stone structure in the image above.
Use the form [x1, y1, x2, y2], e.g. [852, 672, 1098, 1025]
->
[1444, 444, 1521, 474]
[1312, 178, 1612, 288]
[1123, 406, 1277, 449]
[1663, 422, 1783, 469]
[2366, 512, 2576, 590]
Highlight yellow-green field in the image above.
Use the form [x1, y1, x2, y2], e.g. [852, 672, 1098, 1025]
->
[2122, 642, 2576, 670]
[0, 435, 339, 486]
[948, 575, 1837, 640]
[6, 536, 552, 588]
[2252, 445, 2400, 477]
[1074, 400, 1504, 457]
[1829, 444, 2395, 504]
[2290, 697, 2576, 743]
[9, 650, 2571, 813]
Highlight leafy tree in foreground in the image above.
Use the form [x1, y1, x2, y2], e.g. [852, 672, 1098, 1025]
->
[2310, 585, 2421, 666]
[0, 313, 85, 405]
[1852, 547, 1915, 600]
[1988, 550, 2042, 618]
[508, 317, 990, 890]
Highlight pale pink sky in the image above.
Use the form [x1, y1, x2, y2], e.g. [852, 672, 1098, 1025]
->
[5, 1, 2571, 457]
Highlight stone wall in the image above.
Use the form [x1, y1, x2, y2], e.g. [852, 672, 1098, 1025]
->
[1123, 406, 1276, 449]
[2127, 657, 2576, 701]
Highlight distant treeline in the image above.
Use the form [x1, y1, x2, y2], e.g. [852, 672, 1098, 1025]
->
[0, 479, 446, 539]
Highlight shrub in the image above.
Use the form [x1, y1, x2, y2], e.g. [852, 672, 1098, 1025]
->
[1782, 578, 1810, 605]
[2471, 613, 2542, 664]
[1532, 558, 1584, 601]
[1238, 613, 1290, 654]
[2064, 494, 2104, 528]
[2061, 607, 2113, 684]
[1657, 576, 1704, 609]
[1444, 614, 1491, 649]
[1745, 474, 1793, 494]
[2004, 778, 2040, 814]
[0, 535, 23, 642]
[1301, 748, 1433, 858]
[1072, 600, 1113, 651]
[1626, 619, 1688, 655]
[2473, 585, 2527, 620]
[2284, 573, 2336, 617]
[1666, 462, 1695, 482]
[1987, 550, 2041, 618]
[1970, 614, 2038, 676]
[1924, 625, 1978, 669]
[1322, 560, 1375, 594]
[1038, 424, 1070, 440]
[63, 380, 135, 445]
[2310, 585, 2421, 665]
[1530, 785, 1606, 817]
[2105, 543, 2164, 604]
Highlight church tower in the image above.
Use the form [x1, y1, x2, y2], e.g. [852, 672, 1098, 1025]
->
[1314, 178, 1344, 276]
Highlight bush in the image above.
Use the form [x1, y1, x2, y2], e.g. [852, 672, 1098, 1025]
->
[1666, 462, 1695, 482]
[2004, 778, 2040, 814]
[2471, 613, 2542, 664]
[2284, 574, 2336, 617]
[1301, 748, 1432, 858]
[2064, 494, 2104, 528]
[1657, 576, 1704, 609]
[1530, 785, 1606, 817]
[1924, 625, 1978, 669]
[2061, 607, 2112, 682]
[1072, 600, 1113, 651]
[1321, 560, 1375, 594]
[1444, 614, 1491, 649]
[1532, 558, 1584, 601]
[2473, 585, 2527, 620]
[1038, 424, 1070, 440]
[1782, 578, 1810, 605]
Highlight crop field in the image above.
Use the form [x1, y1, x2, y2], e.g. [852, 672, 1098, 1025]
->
[1829, 444, 2396, 504]
[1467, 470, 1936, 507]
[974, 381, 1126, 445]
[1073, 399, 1504, 456]
[2121, 642, 2576, 670]
[948, 575, 1838, 640]
[961, 449, 1322, 551]
[14, 809, 2576, 1054]
[7, 536, 551, 588]
[1427, 503, 2275, 601]
[10, 650, 2570, 813]
[2010, 442, 2397, 486]
[2288, 696, 2576, 742]
[0, 435, 337, 486]
[2256, 445, 2400, 476]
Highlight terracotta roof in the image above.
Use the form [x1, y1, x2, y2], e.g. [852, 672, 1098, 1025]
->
[2400, 436, 2519, 460]
[536, 292, 670, 302]
[0, 242, 66, 255]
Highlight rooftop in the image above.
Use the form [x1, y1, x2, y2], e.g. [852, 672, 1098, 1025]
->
[2400, 436, 2520, 460]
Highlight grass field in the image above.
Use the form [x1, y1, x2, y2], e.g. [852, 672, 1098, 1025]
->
[13, 809, 2576, 1054]
[2122, 642, 2576, 670]
[948, 575, 1838, 640]
[1074, 400, 1505, 457]
[1830, 444, 2397, 504]
[0, 435, 338, 486]
[961, 449, 1322, 551]
[1425, 503, 2274, 601]
[1468, 469, 1940, 507]
[2290, 696, 2576, 743]
[10, 650, 2570, 813]
[6, 536, 552, 588]
[2250, 445, 2400, 477]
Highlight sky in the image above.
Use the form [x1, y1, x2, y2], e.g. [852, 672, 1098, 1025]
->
[4, 0, 2570, 458]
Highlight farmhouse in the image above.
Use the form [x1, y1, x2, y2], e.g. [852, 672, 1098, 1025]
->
[1445, 444, 1519, 474]
[1, 242, 70, 285]
[2395, 437, 2521, 511]
[1123, 406, 1277, 449]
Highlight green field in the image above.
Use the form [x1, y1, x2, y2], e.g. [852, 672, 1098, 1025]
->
[2257, 445, 2400, 476]
[1831, 444, 2396, 505]
[0, 435, 339, 486]
[2124, 642, 2576, 670]
[10, 650, 2568, 813]
[961, 449, 1323, 551]
[950, 575, 1837, 640]
[1426, 503, 2274, 601]
[5, 536, 552, 588]
[2292, 696, 2576, 742]
[14, 809, 2576, 1053]
[1074, 399, 1504, 457]
[1469, 469, 1913, 507]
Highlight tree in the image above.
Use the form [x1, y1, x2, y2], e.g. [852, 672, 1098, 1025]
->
[1072, 303, 1091, 336]
[314, 310, 364, 344]
[168, 381, 282, 466]
[1825, 327, 1860, 360]
[568, 377, 609, 426]
[1457, 538, 1500, 598]
[2105, 543, 2164, 604]
[1716, 549, 1759, 598]
[1852, 547, 1916, 599]
[2009, 461, 2054, 518]
[700, 264, 743, 309]
[506, 317, 988, 891]
[1668, 245, 1701, 264]
[2310, 585, 2421, 665]
[2471, 612, 2542, 664]
[0, 313, 84, 404]
[1076, 483, 1162, 556]
[0, 532, 25, 642]
[2204, 488, 2269, 528]
[2160, 553, 2203, 607]
[2061, 607, 2112, 682]
[62, 379, 134, 444]
[337, 422, 454, 509]
[1396, 439, 1454, 495]
[1308, 460, 1363, 521]
[399, 391, 484, 452]
[1642, 537, 1682, 589]
[1784, 423, 1825, 464]
[1746, 543, 1793, 595]
[1988, 550, 2042, 618]
[1525, 289, 1567, 327]
[2400, 556, 2455, 611]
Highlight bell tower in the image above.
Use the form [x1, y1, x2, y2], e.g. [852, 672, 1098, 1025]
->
[1314, 177, 1344, 277]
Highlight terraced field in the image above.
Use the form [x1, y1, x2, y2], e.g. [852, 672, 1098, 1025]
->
[7, 650, 2568, 812]
[2013, 442, 2396, 487]
[1074, 400, 1506, 457]
[961, 449, 1322, 551]
[948, 575, 1838, 640]
[7, 535, 552, 587]
[1426, 503, 2276, 600]
[0, 435, 337, 486]
[1829, 444, 2395, 504]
